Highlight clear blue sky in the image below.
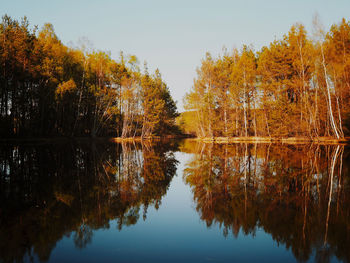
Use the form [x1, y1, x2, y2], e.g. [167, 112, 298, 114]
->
[2, 0, 349, 111]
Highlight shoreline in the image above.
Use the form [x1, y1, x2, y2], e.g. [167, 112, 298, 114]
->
[192, 136, 350, 144]
[0, 135, 189, 144]
[0, 136, 348, 145]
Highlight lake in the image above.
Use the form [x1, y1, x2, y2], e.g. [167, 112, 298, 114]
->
[0, 139, 349, 263]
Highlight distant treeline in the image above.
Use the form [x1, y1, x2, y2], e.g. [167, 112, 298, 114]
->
[0, 15, 179, 138]
[181, 18, 350, 139]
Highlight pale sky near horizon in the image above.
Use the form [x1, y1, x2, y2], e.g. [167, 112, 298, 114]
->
[2, 0, 350, 111]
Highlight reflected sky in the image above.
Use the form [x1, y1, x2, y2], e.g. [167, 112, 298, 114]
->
[0, 141, 348, 263]
[48, 152, 296, 263]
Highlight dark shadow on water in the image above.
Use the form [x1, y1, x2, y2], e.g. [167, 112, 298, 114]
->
[0, 140, 179, 263]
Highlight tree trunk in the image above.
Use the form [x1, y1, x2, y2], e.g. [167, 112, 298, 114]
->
[321, 45, 341, 139]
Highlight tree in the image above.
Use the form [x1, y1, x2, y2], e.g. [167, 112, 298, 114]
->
[0, 15, 179, 138]
[184, 52, 216, 138]
[141, 70, 165, 138]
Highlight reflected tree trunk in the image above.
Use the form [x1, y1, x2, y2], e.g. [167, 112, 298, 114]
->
[324, 145, 341, 245]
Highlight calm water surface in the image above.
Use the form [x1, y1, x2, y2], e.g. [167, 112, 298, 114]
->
[0, 140, 349, 263]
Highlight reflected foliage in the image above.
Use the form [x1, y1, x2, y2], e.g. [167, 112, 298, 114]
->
[0, 140, 178, 263]
[183, 141, 350, 262]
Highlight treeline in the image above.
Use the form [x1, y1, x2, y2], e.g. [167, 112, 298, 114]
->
[182, 18, 350, 139]
[0, 15, 179, 138]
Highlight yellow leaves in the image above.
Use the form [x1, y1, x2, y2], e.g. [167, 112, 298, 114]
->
[176, 111, 198, 135]
[186, 20, 350, 138]
[55, 79, 77, 99]
[0, 15, 179, 138]
[37, 23, 68, 84]
[128, 55, 138, 69]
[87, 51, 113, 79]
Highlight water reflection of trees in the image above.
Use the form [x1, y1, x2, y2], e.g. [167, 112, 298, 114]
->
[0, 140, 178, 263]
[183, 142, 350, 262]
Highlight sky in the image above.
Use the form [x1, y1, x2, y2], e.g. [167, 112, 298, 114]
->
[2, 0, 350, 111]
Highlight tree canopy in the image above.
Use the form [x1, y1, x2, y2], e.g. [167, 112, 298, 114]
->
[182, 18, 350, 139]
[0, 15, 179, 138]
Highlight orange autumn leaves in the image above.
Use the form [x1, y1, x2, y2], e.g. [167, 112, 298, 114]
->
[183, 19, 350, 139]
[0, 15, 178, 138]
